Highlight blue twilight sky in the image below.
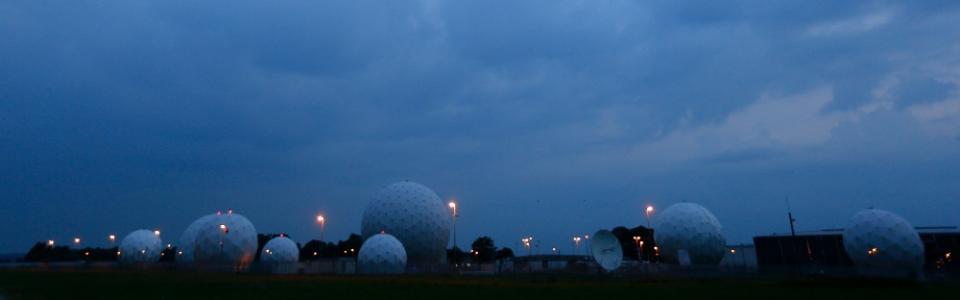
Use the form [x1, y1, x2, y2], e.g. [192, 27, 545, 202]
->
[2, 1, 960, 254]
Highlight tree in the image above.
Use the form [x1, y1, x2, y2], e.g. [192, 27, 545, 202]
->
[160, 247, 176, 262]
[611, 225, 655, 261]
[495, 247, 514, 260]
[24, 242, 74, 262]
[447, 246, 467, 265]
[611, 226, 635, 260]
[299, 233, 365, 261]
[471, 236, 497, 263]
[336, 234, 364, 257]
[24, 242, 50, 262]
[300, 240, 333, 260]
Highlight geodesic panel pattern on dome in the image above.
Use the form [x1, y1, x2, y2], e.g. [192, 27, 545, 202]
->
[192, 213, 258, 268]
[177, 213, 215, 263]
[842, 209, 924, 277]
[653, 203, 726, 265]
[261, 236, 299, 263]
[361, 181, 450, 263]
[119, 229, 163, 264]
[358, 233, 407, 274]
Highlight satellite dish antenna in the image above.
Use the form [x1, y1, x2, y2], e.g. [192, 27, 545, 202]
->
[590, 230, 623, 272]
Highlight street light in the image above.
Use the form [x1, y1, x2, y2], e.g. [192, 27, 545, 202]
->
[108, 234, 116, 245]
[448, 199, 457, 249]
[572, 236, 582, 255]
[316, 214, 326, 241]
[632, 236, 642, 260]
[73, 237, 81, 246]
[583, 234, 591, 251]
[644, 205, 655, 228]
[47, 240, 55, 247]
[153, 229, 161, 237]
[521, 236, 534, 256]
[639, 240, 645, 261]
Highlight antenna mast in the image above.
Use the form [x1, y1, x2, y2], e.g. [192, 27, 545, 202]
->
[786, 197, 797, 238]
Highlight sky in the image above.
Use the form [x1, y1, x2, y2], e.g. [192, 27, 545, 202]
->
[2, 0, 960, 254]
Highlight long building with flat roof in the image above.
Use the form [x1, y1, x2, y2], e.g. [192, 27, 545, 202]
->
[753, 226, 959, 275]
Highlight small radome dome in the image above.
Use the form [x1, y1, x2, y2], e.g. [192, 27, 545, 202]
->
[358, 233, 407, 274]
[188, 211, 259, 269]
[118, 229, 163, 264]
[842, 209, 924, 278]
[653, 202, 726, 266]
[261, 236, 299, 263]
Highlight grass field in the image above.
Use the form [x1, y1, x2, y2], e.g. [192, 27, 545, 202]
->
[1, 270, 957, 299]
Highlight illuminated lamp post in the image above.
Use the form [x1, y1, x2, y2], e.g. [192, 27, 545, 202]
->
[644, 205, 654, 228]
[521, 236, 534, 256]
[316, 214, 326, 241]
[573, 236, 582, 255]
[632, 236, 642, 260]
[448, 199, 457, 249]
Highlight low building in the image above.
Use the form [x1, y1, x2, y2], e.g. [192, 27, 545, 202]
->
[753, 226, 959, 274]
[720, 244, 758, 269]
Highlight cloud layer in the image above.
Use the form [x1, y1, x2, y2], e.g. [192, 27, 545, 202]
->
[2, 1, 959, 253]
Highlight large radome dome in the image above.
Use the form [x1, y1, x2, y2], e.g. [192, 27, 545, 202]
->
[361, 181, 450, 263]
[358, 233, 407, 274]
[118, 229, 163, 264]
[653, 203, 726, 265]
[842, 209, 924, 278]
[190, 212, 258, 269]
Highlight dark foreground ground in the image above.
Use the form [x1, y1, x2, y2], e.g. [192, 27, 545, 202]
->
[1, 270, 957, 300]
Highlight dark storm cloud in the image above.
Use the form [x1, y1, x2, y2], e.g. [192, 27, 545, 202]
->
[2, 1, 960, 253]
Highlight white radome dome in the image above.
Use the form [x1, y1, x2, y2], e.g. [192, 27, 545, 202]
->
[191, 212, 258, 269]
[361, 181, 450, 263]
[358, 233, 407, 274]
[261, 236, 299, 263]
[119, 229, 163, 264]
[653, 203, 726, 265]
[177, 213, 216, 263]
[842, 209, 924, 278]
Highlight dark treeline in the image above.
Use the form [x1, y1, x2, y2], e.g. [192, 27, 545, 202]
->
[23, 229, 650, 263]
[24, 243, 177, 263]
[24, 243, 118, 262]
[447, 236, 515, 265]
[298, 234, 365, 260]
